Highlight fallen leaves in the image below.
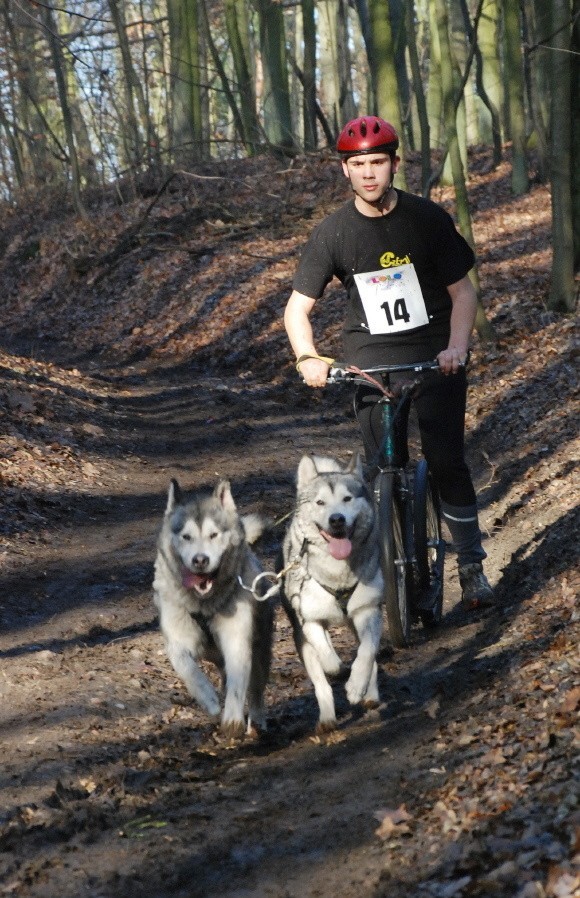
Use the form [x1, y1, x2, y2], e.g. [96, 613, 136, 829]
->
[374, 804, 413, 840]
[0, 149, 578, 898]
[0, 348, 117, 543]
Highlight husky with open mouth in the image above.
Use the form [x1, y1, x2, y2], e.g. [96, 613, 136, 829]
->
[153, 478, 274, 737]
[281, 454, 384, 731]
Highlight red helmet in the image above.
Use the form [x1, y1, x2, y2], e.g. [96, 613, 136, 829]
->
[336, 116, 399, 157]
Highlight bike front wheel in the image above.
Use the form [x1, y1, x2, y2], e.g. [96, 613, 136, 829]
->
[413, 459, 445, 628]
[377, 471, 411, 648]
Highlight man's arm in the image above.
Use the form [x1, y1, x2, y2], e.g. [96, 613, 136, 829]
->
[437, 275, 478, 375]
[284, 290, 331, 388]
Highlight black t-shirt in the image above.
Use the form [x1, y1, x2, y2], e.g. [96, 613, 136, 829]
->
[292, 190, 475, 365]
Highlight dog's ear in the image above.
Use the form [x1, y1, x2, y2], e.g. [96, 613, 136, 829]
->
[296, 455, 319, 489]
[165, 478, 182, 514]
[215, 479, 237, 512]
[346, 452, 364, 478]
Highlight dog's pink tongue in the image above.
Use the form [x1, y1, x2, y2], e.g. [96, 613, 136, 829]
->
[327, 537, 352, 560]
[182, 571, 212, 594]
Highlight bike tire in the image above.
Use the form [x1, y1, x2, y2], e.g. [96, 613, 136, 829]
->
[413, 459, 445, 629]
[377, 471, 411, 648]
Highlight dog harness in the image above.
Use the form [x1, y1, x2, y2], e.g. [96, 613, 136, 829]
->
[286, 538, 358, 616]
[190, 611, 213, 640]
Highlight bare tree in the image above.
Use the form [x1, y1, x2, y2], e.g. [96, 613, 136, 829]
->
[459, 0, 502, 166]
[571, 0, 580, 273]
[254, 0, 295, 153]
[405, 0, 431, 194]
[225, 0, 260, 153]
[368, 0, 407, 188]
[108, 0, 159, 170]
[40, 3, 87, 217]
[548, 0, 576, 312]
[167, 0, 204, 164]
[503, 0, 529, 195]
[434, 0, 494, 341]
[301, 0, 317, 149]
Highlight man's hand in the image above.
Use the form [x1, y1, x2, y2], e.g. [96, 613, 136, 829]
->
[298, 357, 331, 388]
[437, 347, 467, 375]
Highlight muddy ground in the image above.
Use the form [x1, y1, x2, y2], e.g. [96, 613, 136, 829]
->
[0, 152, 578, 898]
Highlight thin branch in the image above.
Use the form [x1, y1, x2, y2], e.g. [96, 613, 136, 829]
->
[525, 10, 580, 54]
[13, 1, 112, 25]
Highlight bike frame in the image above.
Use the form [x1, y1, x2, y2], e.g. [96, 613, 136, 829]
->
[330, 359, 440, 471]
[326, 360, 444, 646]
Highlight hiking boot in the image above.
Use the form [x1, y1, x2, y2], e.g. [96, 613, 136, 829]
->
[459, 563, 495, 609]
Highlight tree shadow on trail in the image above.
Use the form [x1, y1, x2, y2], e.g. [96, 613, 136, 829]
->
[388, 501, 578, 711]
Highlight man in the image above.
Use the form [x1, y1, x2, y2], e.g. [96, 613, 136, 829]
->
[284, 115, 494, 609]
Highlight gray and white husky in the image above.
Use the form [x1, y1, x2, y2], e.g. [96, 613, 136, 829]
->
[153, 478, 274, 737]
[281, 454, 384, 731]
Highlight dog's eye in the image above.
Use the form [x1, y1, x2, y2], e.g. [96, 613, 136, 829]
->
[209, 531, 219, 540]
[181, 533, 192, 541]
[316, 499, 325, 506]
[343, 495, 352, 502]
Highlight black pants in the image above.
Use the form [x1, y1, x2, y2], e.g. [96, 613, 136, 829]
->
[354, 367, 477, 508]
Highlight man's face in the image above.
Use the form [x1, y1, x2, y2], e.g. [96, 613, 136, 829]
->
[341, 152, 399, 205]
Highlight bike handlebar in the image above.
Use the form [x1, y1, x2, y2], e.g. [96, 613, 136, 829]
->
[327, 360, 442, 384]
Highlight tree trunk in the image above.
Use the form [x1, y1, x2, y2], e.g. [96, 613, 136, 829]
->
[0, 98, 24, 189]
[459, 0, 502, 166]
[521, 0, 548, 181]
[301, 0, 317, 150]
[531, 0, 551, 143]
[167, 0, 203, 164]
[336, 0, 356, 124]
[108, 0, 142, 169]
[479, 0, 503, 146]
[318, 0, 341, 135]
[435, 0, 494, 342]
[548, 0, 576, 312]
[3, 0, 59, 184]
[41, 4, 86, 217]
[442, 0, 468, 185]
[353, 0, 374, 109]
[503, 0, 529, 195]
[200, 0, 248, 154]
[405, 0, 431, 194]
[254, 0, 295, 153]
[108, 0, 159, 170]
[225, 0, 260, 152]
[389, 0, 412, 148]
[368, 0, 407, 189]
[57, 8, 97, 188]
[572, 0, 580, 273]
[427, 0, 443, 152]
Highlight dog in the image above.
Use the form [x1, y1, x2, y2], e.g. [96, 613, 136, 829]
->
[153, 478, 274, 737]
[281, 454, 384, 731]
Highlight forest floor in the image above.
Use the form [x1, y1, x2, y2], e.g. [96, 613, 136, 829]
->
[0, 149, 578, 898]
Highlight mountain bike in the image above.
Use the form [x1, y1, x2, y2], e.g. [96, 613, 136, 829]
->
[327, 361, 445, 648]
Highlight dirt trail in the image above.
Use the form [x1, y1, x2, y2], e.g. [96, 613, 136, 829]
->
[1, 364, 577, 898]
[0, 152, 578, 898]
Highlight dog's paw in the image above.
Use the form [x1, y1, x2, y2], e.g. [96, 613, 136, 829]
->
[245, 720, 266, 740]
[220, 719, 246, 740]
[362, 698, 380, 710]
[315, 718, 337, 734]
[345, 679, 366, 706]
[325, 662, 349, 681]
[202, 697, 221, 717]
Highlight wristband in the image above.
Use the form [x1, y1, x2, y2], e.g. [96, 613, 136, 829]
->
[295, 354, 335, 371]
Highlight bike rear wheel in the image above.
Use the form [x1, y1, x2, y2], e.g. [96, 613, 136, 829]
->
[413, 459, 445, 628]
[377, 471, 411, 648]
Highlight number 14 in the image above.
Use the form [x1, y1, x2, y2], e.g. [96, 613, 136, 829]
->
[380, 297, 411, 327]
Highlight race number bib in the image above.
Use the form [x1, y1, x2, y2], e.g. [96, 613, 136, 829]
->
[354, 263, 429, 335]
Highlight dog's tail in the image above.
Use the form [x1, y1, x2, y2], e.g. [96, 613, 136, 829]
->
[242, 513, 272, 545]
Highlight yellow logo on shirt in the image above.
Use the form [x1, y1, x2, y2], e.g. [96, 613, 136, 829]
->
[380, 251, 411, 268]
